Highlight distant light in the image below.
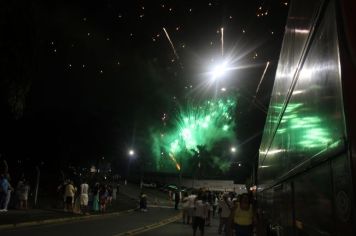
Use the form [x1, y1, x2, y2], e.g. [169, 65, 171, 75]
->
[238, 163, 242, 167]
[231, 147, 236, 153]
[129, 150, 135, 156]
[292, 90, 304, 95]
[211, 62, 228, 80]
[221, 87, 226, 92]
[295, 29, 310, 34]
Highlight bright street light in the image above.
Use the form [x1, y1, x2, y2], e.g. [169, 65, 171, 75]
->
[211, 61, 228, 80]
[128, 149, 135, 156]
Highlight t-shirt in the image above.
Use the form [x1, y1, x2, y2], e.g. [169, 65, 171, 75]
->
[187, 195, 196, 208]
[0, 178, 9, 194]
[80, 183, 89, 195]
[182, 196, 189, 209]
[194, 200, 208, 218]
[65, 184, 76, 197]
[218, 199, 232, 218]
[234, 203, 253, 226]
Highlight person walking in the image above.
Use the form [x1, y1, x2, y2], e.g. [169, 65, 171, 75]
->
[16, 178, 30, 210]
[92, 183, 100, 212]
[192, 192, 208, 236]
[64, 180, 76, 212]
[187, 191, 197, 224]
[139, 191, 147, 212]
[140, 191, 147, 212]
[80, 180, 89, 215]
[4, 174, 13, 211]
[99, 185, 108, 213]
[0, 174, 9, 212]
[212, 193, 218, 217]
[232, 193, 255, 236]
[182, 192, 189, 223]
[218, 193, 233, 235]
[174, 190, 180, 210]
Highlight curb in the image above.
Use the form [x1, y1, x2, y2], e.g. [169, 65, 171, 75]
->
[0, 209, 135, 231]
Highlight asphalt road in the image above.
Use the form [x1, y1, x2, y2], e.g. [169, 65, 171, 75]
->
[0, 184, 222, 236]
[141, 214, 220, 236]
[0, 207, 181, 236]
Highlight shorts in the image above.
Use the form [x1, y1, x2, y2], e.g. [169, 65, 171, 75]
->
[66, 196, 73, 204]
[18, 194, 28, 201]
[80, 194, 88, 206]
[100, 196, 107, 205]
[193, 217, 205, 232]
[188, 208, 195, 217]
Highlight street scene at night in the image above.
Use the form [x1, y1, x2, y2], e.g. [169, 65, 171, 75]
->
[0, 0, 356, 235]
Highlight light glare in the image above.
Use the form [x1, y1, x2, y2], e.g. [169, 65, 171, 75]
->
[211, 62, 228, 80]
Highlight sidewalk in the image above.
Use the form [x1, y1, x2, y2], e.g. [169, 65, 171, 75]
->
[0, 193, 137, 230]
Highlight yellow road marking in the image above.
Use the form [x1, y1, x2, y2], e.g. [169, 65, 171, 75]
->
[113, 213, 181, 236]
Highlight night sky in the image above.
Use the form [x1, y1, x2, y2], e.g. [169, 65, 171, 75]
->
[0, 0, 288, 181]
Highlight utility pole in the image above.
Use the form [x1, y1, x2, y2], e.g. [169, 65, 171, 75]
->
[178, 156, 182, 191]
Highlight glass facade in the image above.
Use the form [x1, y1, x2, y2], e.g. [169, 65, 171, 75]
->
[258, 0, 346, 185]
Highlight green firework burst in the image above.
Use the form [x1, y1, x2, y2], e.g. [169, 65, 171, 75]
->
[150, 96, 237, 173]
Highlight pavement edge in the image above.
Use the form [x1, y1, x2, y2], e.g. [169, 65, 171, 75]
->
[0, 209, 135, 231]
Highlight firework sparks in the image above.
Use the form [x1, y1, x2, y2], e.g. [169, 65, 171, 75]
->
[221, 27, 224, 57]
[250, 61, 270, 113]
[255, 61, 270, 95]
[163, 27, 180, 61]
[151, 97, 237, 172]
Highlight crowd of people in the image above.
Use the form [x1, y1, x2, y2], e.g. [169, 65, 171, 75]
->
[178, 189, 256, 236]
[57, 179, 120, 215]
[0, 174, 30, 212]
[2, 168, 256, 236]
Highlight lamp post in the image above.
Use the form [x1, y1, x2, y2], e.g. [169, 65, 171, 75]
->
[126, 150, 133, 184]
[129, 149, 145, 189]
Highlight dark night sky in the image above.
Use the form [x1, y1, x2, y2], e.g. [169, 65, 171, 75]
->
[0, 0, 288, 179]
